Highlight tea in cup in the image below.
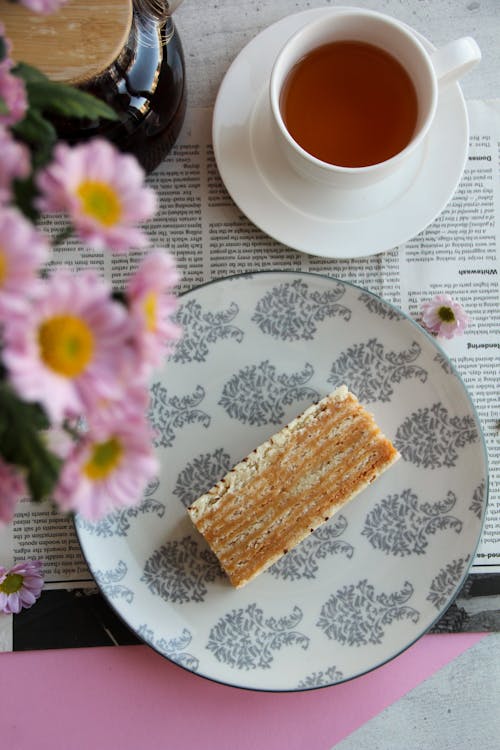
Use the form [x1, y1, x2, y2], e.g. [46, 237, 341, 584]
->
[269, 8, 481, 188]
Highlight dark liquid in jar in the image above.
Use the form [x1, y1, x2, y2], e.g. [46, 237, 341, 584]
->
[50, 13, 186, 173]
[280, 40, 418, 168]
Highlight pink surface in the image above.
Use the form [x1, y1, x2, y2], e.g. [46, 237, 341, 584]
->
[1, 633, 485, 750]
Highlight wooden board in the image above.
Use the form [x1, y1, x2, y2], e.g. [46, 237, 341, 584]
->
[2, 0, 133, 84]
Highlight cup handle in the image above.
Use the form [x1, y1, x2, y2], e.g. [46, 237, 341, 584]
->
[430, 37, 481, 87]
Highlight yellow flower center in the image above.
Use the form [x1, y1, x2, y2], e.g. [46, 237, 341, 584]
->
[0, 248, 8, 285]
[84, 437, 124, 481]
[38, 314, 94, 378]
[0, 573, 23, 594]
[143, 290, 158, 332]
[76, 180, 122, 227]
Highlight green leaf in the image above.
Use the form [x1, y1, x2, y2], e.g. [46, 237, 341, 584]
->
[11, 176, 40, 223]
[25, 442, 62, 503]
[11, 109, 58, 221]
[29, 81, 118, 120]
[14, 62, 118, 122]
[0, 95, 8, 116]
[13, 107, 57, 148]
[12, 62, 48, 85]
[0, 383, 62, 503]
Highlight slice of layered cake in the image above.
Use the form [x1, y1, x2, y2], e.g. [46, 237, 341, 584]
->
[187, 385, 400, 588]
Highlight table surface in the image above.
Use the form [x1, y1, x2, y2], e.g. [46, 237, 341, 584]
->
[2, 1, 500, 748]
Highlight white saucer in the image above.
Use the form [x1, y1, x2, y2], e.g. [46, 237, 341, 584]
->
[212, 8, 469, 259]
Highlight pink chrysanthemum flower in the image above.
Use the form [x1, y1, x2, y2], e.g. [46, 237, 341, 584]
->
[0, 560, 44, 614]
[0, 457, 26, 526]
[42, 425, 76, 460]
[0, 207, 49, 320]
[420, 293, 469, 339]
[0, 64, 28, 126]
[89, 382, 151, 428]
[0, 127, 30, 205]
[2, 269, 134, 423]
[127, 251, 181, 374]
[17, 0, 69, 13]
[54, 414, 158, 519]
[36, 139, 157, 252]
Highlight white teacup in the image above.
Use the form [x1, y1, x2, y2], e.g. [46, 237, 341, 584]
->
[269, 8, 481, 189]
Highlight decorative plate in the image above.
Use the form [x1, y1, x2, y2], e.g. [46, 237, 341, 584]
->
[75, 272, 487, 691]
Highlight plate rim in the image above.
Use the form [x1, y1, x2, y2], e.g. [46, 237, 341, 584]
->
[74, 270, 489, 692]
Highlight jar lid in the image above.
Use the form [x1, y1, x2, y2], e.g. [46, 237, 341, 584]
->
[2, 0, 133, 84]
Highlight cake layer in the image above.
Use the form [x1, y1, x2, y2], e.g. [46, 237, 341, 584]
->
[187, 385, 400, 588]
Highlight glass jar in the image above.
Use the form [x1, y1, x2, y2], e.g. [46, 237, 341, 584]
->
[4, 0, 186, 173]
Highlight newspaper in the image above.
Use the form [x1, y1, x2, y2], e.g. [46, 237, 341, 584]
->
[1, 100, 499, 651]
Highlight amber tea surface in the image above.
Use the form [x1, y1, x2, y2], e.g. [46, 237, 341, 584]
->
[279, 40, 419, 168]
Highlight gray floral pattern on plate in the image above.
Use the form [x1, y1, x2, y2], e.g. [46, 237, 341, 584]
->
[219, 360, 319, 425]
[207, 603, 309, 670]
[357, 291, 403, 320]
[328, 338, 427, 402]
[251, 278, 350, 340]
[426, 555, 471, 609]
[317, 579, 420, 646]
[137, 624, 199, 671]
[92, 561, 134, 604]
[141, 536, 224, 603]
[297, 665, 345, 690]
[362, 489, 462, 556]
[173, 448, 233, 507]
[171, 298, 244, 363]
[149, 383, 210, 447]
[395, 402, 478, 468]
[469, 480, 486, 519]
[434, 351, 456, 374]
[75, 478, 165, 537]
[269, 516, 354, 581]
